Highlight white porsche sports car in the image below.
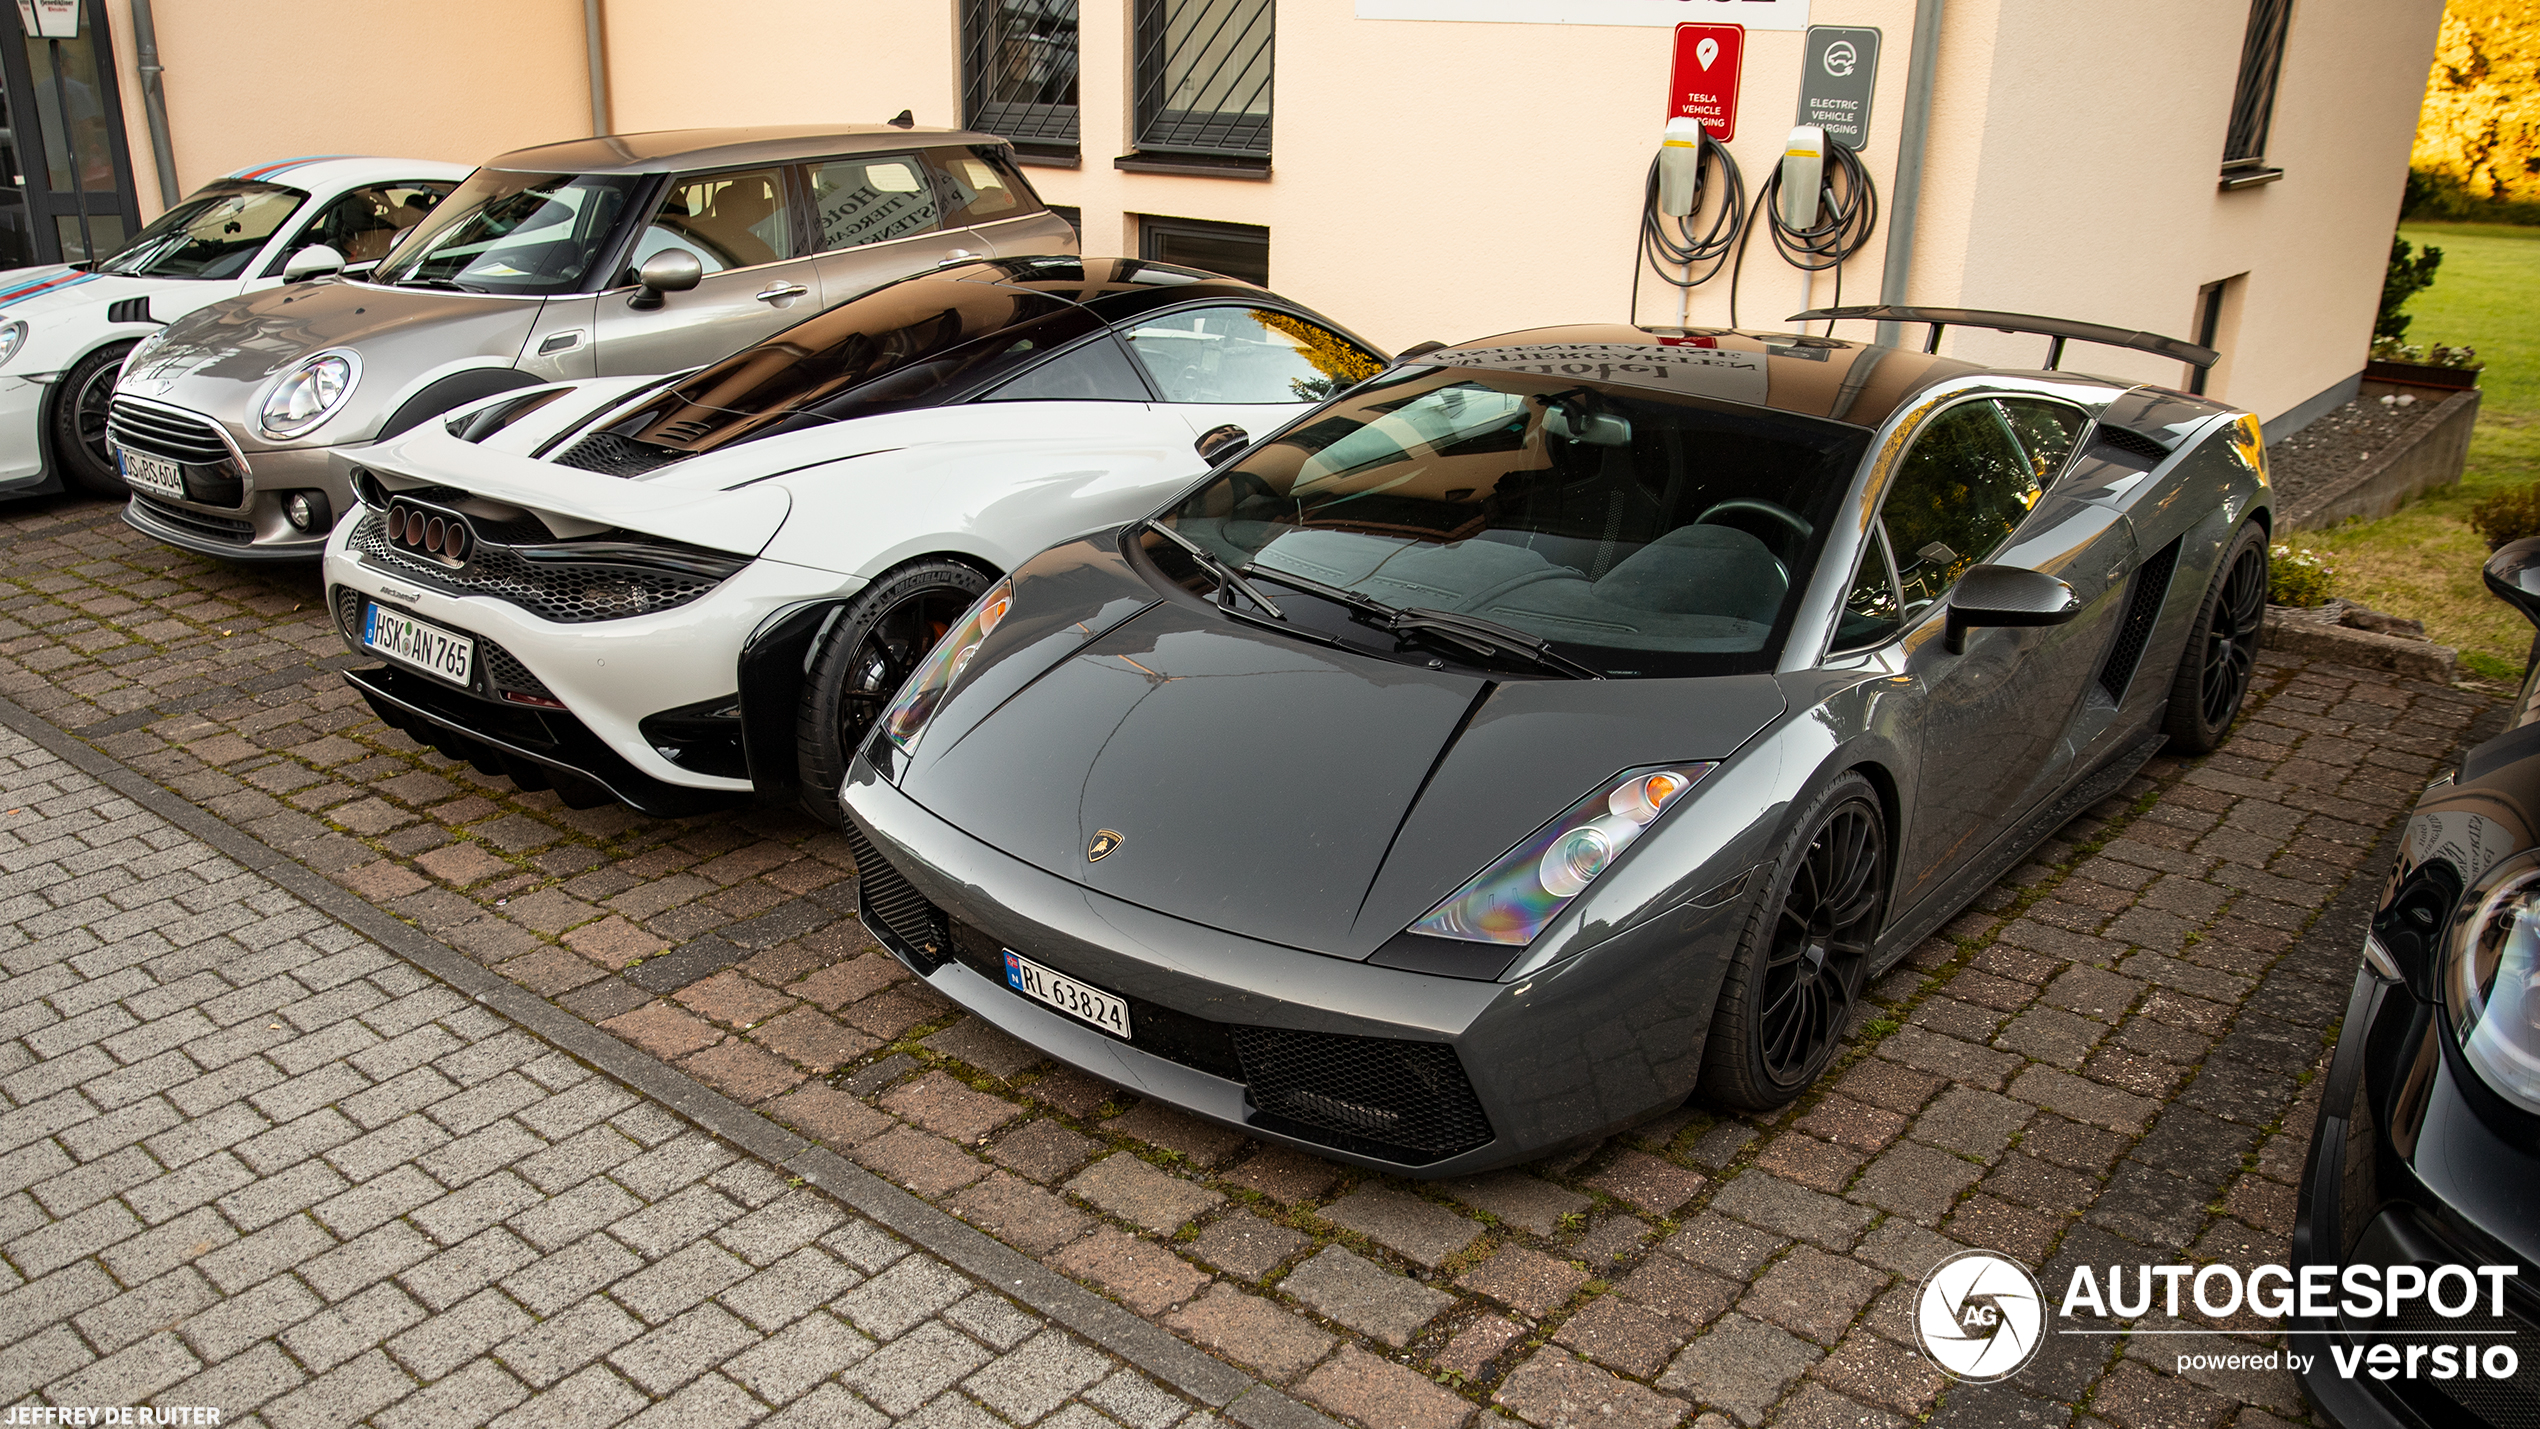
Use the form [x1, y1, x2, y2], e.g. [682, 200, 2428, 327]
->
[0, 156, 468, 500]
[320, 256, 1387, 818]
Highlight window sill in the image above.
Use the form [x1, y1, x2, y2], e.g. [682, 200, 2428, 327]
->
[1113, 153, 1272, 180]
[1010, 147, 1081, 169]
[2218, 166, 2284, 191]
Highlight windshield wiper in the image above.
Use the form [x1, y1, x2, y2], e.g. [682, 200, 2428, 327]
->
[1140, 519, 1284, 619]
[394, 276, 484, 293]
[1244, 566, 1599, 680]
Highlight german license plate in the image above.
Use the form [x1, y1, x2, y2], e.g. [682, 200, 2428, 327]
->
[1003, 949, 1132, 1039]
[120, 449, 185, 499]
[363, 602, 475, 687]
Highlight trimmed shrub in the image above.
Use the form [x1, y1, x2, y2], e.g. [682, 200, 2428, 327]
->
[2471, 484, 2540, 551]
[2269, 545, 2337, 607]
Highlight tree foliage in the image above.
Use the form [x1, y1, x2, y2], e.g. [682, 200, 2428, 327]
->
[2380, 235, 2444, 341]
[2410, 0, 2540, 217]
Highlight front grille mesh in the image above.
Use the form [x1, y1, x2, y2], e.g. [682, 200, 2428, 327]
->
[479, 641, 558, 703]
[554, 431, 694, 478]
[2097, 538, 2180, 702]
[1233, 1026, 1493, 1162]
[349, 512, 727, 624]
[843, 821, 951, 959]
[108, 397, 233, 466]
[2377, 1299, 2540, 1429]
[130, 493, 252, 543]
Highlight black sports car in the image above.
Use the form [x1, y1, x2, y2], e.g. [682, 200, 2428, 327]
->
[2290, 537, 2540, 1426]
[842, 310, 2271, 1175]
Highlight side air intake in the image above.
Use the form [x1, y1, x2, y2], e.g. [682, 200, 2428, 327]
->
[2098, 538, 2181, 702]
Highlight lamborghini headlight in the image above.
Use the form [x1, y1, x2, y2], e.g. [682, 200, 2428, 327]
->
[878, 579, 1013, 759]
[259, 348, 359, 438]
[2446, 858, 2540, 1116]
[0, 319, 26, 369]
[1409, 764, 1716, 946]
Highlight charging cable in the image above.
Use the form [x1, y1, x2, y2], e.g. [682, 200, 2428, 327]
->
[1634, 119, 1744, 327]
[1730, 134, 1878, 330]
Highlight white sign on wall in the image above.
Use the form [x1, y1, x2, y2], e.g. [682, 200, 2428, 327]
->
[1357, 0, 1807, 29]
[13, 0, 79, 38]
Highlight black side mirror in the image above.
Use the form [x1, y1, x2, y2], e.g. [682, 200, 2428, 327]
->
[1195, 424, 1249, 462]
[1943, 565, 2081, 654]
[2484, 538, 2540, 631]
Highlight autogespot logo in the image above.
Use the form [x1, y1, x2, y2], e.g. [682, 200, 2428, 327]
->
[1916, 1251, 2047, 1381]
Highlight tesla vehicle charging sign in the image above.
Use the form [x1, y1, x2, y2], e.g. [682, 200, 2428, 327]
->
[1797, 25, 1880, 150]
[1669, 24, 1745, 140]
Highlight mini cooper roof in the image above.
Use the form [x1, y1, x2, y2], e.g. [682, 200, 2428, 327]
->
[1429, 322, 2173, 432]
[483, 124, 1011, 177]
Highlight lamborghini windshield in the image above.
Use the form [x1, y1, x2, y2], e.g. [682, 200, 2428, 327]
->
[1152, 365, 1870, 678]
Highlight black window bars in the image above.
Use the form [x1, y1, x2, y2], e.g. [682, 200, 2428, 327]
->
[962, 0, 1082, 150]
[1131, 0, 1273, 158]
[2222, 0, 2293, 172]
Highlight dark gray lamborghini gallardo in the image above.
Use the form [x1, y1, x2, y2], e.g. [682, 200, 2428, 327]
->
[838, 309, 2273, 1176]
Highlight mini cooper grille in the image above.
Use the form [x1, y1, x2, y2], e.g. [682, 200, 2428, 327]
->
[349, 512, 732, 624]
[2097, 538, 2180, 702]
[130, 493, 252, 543]
[1233, 1027, 1494, 1162]
[107, 397, 234, 467]
[843, 822, 951, 958]
[554, 431, 694, 478]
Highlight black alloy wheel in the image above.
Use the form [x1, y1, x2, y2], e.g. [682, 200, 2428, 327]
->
[796, 558, 993, 826]
[2162, 522, 2268, 754]
[1702, 772, 1889, 1110]
[52, 341, 137, 498]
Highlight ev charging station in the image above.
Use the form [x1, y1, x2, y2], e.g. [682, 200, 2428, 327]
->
[1634, 15, 1907, 340]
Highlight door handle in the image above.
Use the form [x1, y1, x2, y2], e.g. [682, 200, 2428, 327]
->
[755, 282, 810, 304]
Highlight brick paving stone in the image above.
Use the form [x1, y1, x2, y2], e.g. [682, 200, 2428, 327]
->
[1163, 1281, 1336, 1380]
[1739, 1244, 1885, 1345]
[987, 1117, 1098, 1183]
[1460, 1243, 1591, 1317]
[1585, 1149, 1708, 1214]
[851, 1126, 991, 1195]
[1217, 1144, 1345, 1204]
[1320, 1184, 1486, 1268]
[1280, 1245, 1454, 1346]
[1189, 1211, 1310, 1280]
[1657, 1313, 1822, 1425]
[1051, 1228, 1209, 1315]
[1300, 1344, 1475, 1429]
[1065, 1152, 1222, 1232]
[885, 1069, 1027, 1144]
[1499, 1349, 1689, 1429]
[946, 1169, 1092, 1255]
[1101, 1100, 1248, 1167]
[1552, 1294, 1691, 1377]
[1441, 1169, 1592, 1235]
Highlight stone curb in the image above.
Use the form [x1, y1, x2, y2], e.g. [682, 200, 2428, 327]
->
[0, 686, 1338, 1429]
[2280, 381, 2480, 531]
[2262, 608, 2457, 684]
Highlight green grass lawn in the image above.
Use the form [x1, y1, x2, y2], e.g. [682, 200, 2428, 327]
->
[2288, 221, 2540, 681]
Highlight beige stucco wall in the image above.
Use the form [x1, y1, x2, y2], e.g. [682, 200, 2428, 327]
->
[98, 0, 2440, 427]
[99, 0, 594, 215]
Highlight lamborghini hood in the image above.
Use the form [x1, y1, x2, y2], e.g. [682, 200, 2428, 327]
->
[900, 574, 1788, 960]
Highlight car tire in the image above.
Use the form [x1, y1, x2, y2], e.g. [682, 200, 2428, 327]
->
[795, 557, 994, 827]
[2161, 521, 2268, 755]
[1699, 771, 1888, 1111]
[51, 341, 136, 499]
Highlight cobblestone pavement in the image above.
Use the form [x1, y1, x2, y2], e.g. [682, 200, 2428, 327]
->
[0, 492, 2507, 1427]
[0, 718, 1266, 1426]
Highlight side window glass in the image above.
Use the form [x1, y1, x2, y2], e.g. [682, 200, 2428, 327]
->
[809, 155, 941, 251]
[1997, 398, 2088, 486]
[1879, 399, 2040, 616]
[926, 147, 1034, 227]
[277, 182, 451, 270]
[641, 167, 796, 274]
[1121, 305, 1385, 405]
[1831, 526, 1903, 653]
[982, 335, 1151, 402]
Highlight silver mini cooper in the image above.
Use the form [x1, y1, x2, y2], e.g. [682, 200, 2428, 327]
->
[109, 123, 1076, 561]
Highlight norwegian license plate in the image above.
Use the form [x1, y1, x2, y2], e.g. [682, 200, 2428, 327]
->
[120, 449, 185, 499]
[363, 602, 475, 687]
[1003, 949, 1132, 1039]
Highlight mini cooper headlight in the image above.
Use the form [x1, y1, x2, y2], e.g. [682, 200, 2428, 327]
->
[1410, 764, 1715, 946]
[0, 319, 26, 368]
[879, 579, 1013, 759]
[2446, 861, 2540, 1116]
[259, 349, 359, 438]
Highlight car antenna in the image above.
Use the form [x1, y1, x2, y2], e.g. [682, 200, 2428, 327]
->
[888, 110, 915, 128]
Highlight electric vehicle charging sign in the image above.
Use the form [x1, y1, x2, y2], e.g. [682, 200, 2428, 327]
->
[1669, 24, 1744, 141]
[1797, 25, 1880, 150]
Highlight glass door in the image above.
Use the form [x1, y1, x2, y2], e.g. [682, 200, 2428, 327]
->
[0, 0, 140, 266]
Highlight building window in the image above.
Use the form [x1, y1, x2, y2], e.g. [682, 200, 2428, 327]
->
[962, 0, 1080, 156]
[1131, 0, 1273, 159]
[2221, 0, 2293, 173]
[1141, 215, 1269, 285]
